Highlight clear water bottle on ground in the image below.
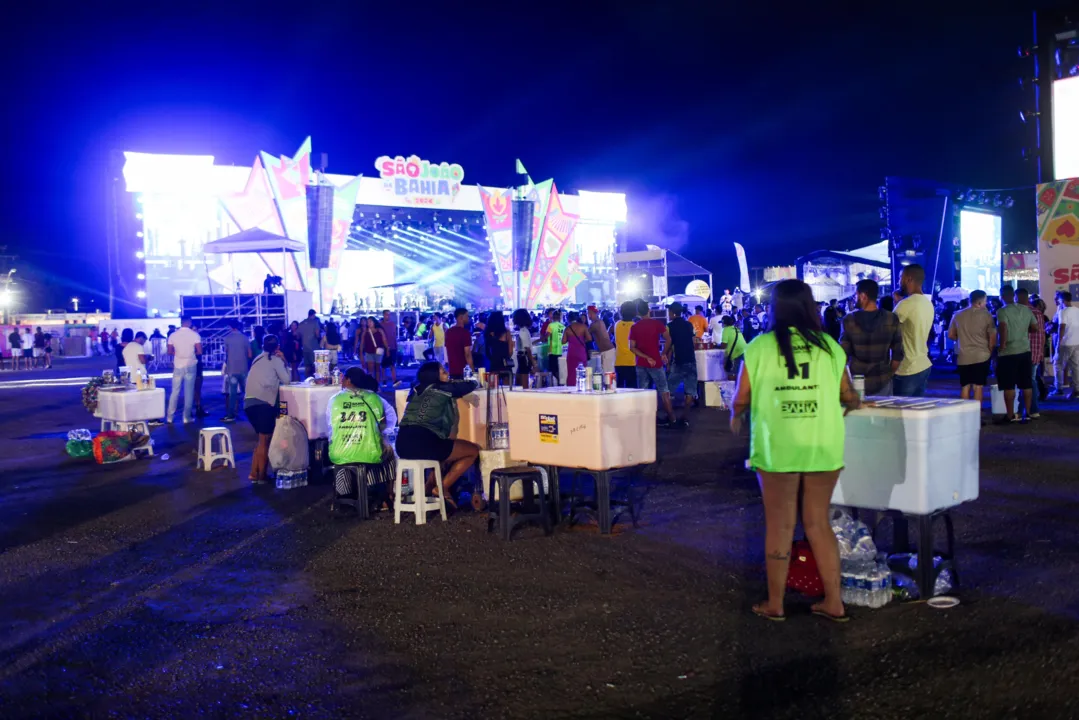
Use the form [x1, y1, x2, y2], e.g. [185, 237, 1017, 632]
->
[464, 366, 474, 381]
[575, 363, 587, 392]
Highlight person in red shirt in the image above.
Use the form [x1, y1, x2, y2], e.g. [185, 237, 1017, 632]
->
[629, 300, 677, 427]
[445, 308, 474, 379]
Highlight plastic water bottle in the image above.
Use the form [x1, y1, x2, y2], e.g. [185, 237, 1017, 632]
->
[463, 366, 474, 381]
[575, 363, 587, 392]
[853, 374, 866, 400]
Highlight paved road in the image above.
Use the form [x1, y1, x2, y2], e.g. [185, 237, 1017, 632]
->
[2, 366, 1079, 718]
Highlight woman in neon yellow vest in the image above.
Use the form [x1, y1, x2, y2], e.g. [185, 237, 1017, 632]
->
[730, 279, 862, 623]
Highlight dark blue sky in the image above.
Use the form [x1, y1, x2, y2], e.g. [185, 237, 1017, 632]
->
[1, 3, 1047, 309]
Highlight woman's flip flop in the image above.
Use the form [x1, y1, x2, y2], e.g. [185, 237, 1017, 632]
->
[811, 609, 850, 623]
[752, 605, 786, 622]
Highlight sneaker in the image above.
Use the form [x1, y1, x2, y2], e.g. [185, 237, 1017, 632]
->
[148, 420, 165, 427]
[656, 418, 671, 428]
[1020, 417, 1031, 424]
[166, 416, 174, 424]
[182, 418, 192, 425]
[1009, 416, 1020, 423]
[1029, 413, 1041, 419]
[222, 416, 236, 423]
[673, 419, 690, 430]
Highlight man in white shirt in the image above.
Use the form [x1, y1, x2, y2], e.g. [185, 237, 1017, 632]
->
[892, 264, 935, 397]
[707, 306, 725, 339]
[122, 331, 151, 376]
[1052, 290, 1079, 398]
[166, 318, 202, 424]
[21, 328, 34, 369]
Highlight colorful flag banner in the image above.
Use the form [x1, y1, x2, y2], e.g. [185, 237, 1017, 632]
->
[479, 186, 517, 305]
[734, 242, 751, 292]
[1037, 177, 1079, 295]
[526, 184, 580, 307]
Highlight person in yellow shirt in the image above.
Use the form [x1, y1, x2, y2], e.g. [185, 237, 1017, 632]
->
[431, 313, 446, 364]
[614, 300, 639, 388]
[689, 305, 708, 338]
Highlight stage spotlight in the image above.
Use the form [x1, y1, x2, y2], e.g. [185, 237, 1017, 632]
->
[136, 231, 144, 238]
[137, 273, 145, 280]
[955, 190, 966, 202]
[135, 213, 143, 220]
[136, 290, 146, 299]
[965, 190, 978, 202]
[993, 194, 1003, 207]
[1004, 196, 1015, 209]
[135, 251, 144, 259]
[879, 207, 888, 220]
[878, 186, 887, 201]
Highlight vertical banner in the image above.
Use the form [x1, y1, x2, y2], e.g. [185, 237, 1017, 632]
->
[1037, 178, 1079, 297]
[319, 175, 362, 311]
[734, 242, 751, 292]
[525, 184, 580, 307]
[479, 186, 516, 305]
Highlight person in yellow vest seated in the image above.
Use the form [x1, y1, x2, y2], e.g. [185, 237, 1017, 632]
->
[328, 367, 395, 510]
[729, 279, 862, 624]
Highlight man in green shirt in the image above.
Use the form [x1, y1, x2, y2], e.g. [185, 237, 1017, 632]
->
[544, 310, 566, 384]
[996, 285, 1038, 423]
[718, 316, 745, 377]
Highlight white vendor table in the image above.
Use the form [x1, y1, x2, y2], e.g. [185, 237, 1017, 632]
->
[96, 387, 165, 422]
[695, 348, 726, 382]
[503, 387, 656, 471]
[832, 397, 980, 515]
[394, 387, 506, 450]
[279, 384, 340, 440]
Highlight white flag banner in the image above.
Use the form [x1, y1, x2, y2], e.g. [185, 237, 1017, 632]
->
[734, 242, 751, 292]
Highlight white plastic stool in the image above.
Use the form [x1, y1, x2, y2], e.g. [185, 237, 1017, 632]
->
[197, 427, 235, 470]
[100, 420, 154, 457]
[394, 459, 446, 524]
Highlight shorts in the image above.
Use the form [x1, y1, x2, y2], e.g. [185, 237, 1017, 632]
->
[996, 352, 1033, 391]
[364, 352, 381, 365]
[667, 361, 699, 397]
[33, 348, 44, 358]
[616, 366, 637, 388]
[395, 424, 455, 463]
[245, 402, 278, 435]
[516, 351, 534, 374]
[22, 349, 32, 358]
[636, 366, 669, 394]
[381, 349, 396, 368]
[957, 360, 990, 388]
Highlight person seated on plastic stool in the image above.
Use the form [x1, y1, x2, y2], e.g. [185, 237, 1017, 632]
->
[328, 368, 395, 508]
[396, 361, 479, 509]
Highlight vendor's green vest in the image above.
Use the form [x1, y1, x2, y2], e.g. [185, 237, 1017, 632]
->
[547, 322, 565, 356]
[328, 390, 384, 465]
[745, 330, 846, 473]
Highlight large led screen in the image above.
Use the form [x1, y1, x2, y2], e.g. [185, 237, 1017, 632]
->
[1054, 76, 1079, 181]
[960, 210, 1001, 296]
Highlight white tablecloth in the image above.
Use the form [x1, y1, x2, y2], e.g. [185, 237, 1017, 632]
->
[96, 387, 165, 421]
[401, 340, 429, 363]
[279, 384, 340, 439]
[832, 397, 980, 515]
[503, 387, 657, 471]
[695, 349, 726, 381]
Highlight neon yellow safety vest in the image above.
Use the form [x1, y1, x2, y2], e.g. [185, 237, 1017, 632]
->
[547, 322, 565, 356]
[328, 390, 384, 466]
[744, 330, 847, 473]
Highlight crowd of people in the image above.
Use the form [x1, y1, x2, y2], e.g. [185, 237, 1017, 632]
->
[4, 326, 55, 370]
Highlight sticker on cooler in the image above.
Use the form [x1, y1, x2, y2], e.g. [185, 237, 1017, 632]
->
[539, 413, 559, 443]
[279, 401, 289, 416]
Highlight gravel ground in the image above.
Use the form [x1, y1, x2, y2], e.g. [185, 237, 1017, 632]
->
[2, 360, 1079, 718]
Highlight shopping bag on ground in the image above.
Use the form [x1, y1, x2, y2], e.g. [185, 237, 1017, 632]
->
[268, 416, 310, 472]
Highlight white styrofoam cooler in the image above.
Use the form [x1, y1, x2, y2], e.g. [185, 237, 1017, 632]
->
[96, 387, 165, 422]
[703, 380, 736, 409]
[279, 384, 340, 439]
[503, 387, 657, 471]
[832, 397, 980, 515]
[695, 349, 726, 382]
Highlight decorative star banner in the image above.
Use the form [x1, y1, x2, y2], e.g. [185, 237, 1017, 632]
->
[1036, 177, 1079, 295]
[219, 156, 284, 235]
[525, 183, 580, 307]
[261, 137, 312, 244]
[479, 186, 517, 305]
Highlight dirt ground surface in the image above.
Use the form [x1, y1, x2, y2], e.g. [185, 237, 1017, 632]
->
[3, 358, 1079, 719]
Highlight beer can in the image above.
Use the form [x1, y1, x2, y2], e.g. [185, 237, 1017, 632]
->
[853, 374, 865, 400]
[604, 371, 617, 391]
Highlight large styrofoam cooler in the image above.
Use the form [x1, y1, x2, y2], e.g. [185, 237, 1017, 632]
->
[279, 384, 340, 439]
[504, 387, 657, 470]
[96, 387, 165, 421]
[833, 397, 980, 514]
[695, 349, 726, 381]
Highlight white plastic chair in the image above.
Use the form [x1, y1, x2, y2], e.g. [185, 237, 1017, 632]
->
[197, 427, 235, 470]
[394, 459, 446, 524]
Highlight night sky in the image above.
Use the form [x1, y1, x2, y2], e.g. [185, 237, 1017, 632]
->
[0, 3, 1048, 310]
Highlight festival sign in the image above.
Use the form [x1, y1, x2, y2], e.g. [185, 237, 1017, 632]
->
[479, 186, 517, 305]
[1036, 178, 1079, 296]
[375, 155, 464, 207]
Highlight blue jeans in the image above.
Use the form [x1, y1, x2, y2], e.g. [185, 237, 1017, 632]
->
[1030, 362, 1040, 414]
[226, 373, 247, 417]
[168, 364, 198, 422]
[892, 367, 931, 397]
[636, 366, 669, 394]
[667, 361, 698, 398]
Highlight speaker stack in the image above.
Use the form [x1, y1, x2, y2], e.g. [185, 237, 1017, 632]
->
[306, 183, 335, 269]
[511, 198, 535, 272]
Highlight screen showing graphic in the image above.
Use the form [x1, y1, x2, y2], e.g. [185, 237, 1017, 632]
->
[960, 210, 1001, 295]
[1053, 76, 1079, 181]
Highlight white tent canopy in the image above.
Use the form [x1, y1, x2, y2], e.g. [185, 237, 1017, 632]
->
[202, 228, 305, 254]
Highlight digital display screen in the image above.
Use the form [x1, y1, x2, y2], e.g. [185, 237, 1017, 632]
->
[1054, 76, 1079, 181]
[959, 210, 1001, 296]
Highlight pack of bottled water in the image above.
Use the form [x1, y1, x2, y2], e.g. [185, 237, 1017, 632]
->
[275, 469, 308, 490]
[67, 429, 93, 442]
[832, 508, 892, 609]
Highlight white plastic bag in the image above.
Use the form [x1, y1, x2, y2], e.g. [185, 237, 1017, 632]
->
[268, 415, 310, 472]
